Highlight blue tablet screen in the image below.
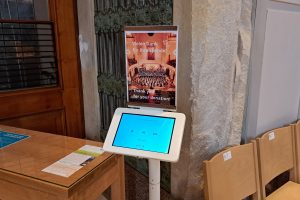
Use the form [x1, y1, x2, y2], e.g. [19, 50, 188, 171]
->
[112, 113, 175, 154]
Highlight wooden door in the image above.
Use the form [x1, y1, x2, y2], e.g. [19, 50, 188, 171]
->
[0, 0, 85, 138]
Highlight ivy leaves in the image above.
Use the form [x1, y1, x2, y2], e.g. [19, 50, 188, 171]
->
[95, 0, 172, 33]
[97, 74, 126, 97]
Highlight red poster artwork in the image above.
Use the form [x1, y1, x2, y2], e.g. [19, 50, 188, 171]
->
[125, 27, 178, 109]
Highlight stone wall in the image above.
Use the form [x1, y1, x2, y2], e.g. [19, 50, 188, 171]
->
[172, 0, 253, 199]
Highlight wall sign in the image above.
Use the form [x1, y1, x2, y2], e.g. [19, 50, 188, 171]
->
[125, 26, 178, 110]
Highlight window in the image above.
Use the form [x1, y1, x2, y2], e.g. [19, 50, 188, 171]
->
[0, 0, 58, 91]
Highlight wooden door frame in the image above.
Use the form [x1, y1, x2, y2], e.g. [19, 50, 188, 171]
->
[49, 0, 85, 138]
[0, 0, 85, 138]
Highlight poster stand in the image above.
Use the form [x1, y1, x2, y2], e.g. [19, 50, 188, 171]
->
[103, 107, 185, 200]
[149, 159, 160, 200]
[104, 26, 183, 200]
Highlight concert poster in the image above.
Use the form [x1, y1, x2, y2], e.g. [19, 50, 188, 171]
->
[125, 26, 178, 110]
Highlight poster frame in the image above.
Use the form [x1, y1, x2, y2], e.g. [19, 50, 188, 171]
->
[124, 25, 178, 111]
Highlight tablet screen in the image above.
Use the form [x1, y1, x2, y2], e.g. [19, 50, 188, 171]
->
[112, 113, 175, 154]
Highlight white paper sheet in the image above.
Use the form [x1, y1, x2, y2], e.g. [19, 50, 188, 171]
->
[42, 145, 104, 177]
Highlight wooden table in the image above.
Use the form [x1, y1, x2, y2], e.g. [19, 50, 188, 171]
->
[0, 125, 125, 200]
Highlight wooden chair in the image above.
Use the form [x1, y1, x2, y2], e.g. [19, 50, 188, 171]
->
[293, 120, 300, 183]
[204, 142, 261, 200]
[256, 125, 300, 199]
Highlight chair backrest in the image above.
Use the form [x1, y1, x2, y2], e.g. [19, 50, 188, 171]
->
[294, 120, 300, 182]
[256, 125, 297, 198]
[204, 142, 261, 200]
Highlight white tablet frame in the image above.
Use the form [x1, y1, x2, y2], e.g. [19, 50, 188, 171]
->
[103, 107, 186, 162]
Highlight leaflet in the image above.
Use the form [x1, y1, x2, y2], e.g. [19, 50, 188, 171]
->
[42, 145, 104, 177]
[0, 131, 29, 149]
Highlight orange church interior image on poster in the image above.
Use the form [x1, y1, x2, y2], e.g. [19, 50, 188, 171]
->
[125, 26, 178, 109]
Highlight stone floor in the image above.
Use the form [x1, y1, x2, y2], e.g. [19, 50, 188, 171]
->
[124, 164, 173, 200]
[102, 164, 173, 200]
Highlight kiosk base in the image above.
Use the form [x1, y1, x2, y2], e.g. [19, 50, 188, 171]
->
[149, 159, 160, 200]
[103, 107, 186, 200]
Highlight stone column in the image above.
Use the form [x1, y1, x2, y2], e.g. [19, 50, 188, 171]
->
[172, 0, 193, 198]
[77, 0, 101, 140]
[172, 0, 253, 199]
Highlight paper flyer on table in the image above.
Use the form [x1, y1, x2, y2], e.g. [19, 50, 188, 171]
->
[0, 131, 29, 149]
[42, 145, 104, 177]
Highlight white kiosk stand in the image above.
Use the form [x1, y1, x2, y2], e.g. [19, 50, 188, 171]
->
[103, 107, 186, 200]
[148, 159, 160, 200]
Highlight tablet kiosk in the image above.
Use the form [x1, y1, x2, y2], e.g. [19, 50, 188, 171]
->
[104, 107, 186, 200]
[103, 107, 186, 162]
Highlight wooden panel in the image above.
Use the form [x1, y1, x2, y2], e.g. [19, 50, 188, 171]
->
[265, 181, 300, 200]
[294, 121, 300, 182]
[0, 126, 113, 187]
[49, 0, 85, 138]
[256, 125, 298, 199]
[0, 110, 66, 135]
[68, 156, 119, 200]
[0, 126, 125, 200]
[257, 126, 295, 185]
[204, 142, 261, 200]
[111, 156, 126, 200]
[0, 88, 63, 120]
[0, 179, 64, 200]
[0, 0, 85, 138]
[0, 169, 68, 199]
